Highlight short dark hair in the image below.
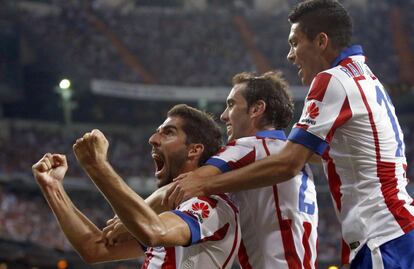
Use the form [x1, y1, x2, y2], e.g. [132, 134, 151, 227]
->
[288, 0, 352, 49]
[232, 71, 294, 130]
[167, 104, 222, 165]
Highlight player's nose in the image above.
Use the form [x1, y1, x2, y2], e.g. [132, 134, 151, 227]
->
[287, 47, 295, 63]
[148, 132, 161, 147]
[220, 108, 229, 123]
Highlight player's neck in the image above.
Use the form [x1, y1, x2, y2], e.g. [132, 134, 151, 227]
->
[179, 162, 200, 175]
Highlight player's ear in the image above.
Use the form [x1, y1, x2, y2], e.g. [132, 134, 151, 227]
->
[315, 32, 329, 50]
[250, 100, 266, 118]
[188, 143, 204, 161]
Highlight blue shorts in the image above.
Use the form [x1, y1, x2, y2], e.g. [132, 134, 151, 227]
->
[350, 229, 414, 269]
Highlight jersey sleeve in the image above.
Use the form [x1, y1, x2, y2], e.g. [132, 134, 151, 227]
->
[172, 196, 237, 246]
[205, 140, 255, 173]
[288, 72, 352, 155]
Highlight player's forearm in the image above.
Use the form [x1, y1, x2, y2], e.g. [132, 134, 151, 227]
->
[39, 182, 108, 262]
[83, 161, 170, 246]
[40, 181, 143, 262]
[204, 153, 298, 195]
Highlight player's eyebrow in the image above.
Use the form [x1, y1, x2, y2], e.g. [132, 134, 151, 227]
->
[156, 124, 178, 133]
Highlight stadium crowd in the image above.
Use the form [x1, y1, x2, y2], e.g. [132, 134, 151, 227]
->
[0, 121, 154, 179]
[15, 0, 411, 88]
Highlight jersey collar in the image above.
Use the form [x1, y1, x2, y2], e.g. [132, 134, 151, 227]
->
[331, 45, 364, 67]
[256, 130, 286, 141]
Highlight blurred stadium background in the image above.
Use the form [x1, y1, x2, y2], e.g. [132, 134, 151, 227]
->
[1, 0, 414, 268]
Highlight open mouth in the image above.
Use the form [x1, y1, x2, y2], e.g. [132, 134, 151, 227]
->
[152, 152, 165, 177]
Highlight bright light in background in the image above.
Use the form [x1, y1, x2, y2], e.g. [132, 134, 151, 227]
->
[57, 259, 68, 269]
[327, 266, 339, 269]
[59, 79, 71, 89]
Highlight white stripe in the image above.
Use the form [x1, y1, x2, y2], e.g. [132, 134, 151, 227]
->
[370, 247, 384, 269]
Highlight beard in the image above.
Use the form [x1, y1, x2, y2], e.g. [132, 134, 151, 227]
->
[158, 147, 189, 188]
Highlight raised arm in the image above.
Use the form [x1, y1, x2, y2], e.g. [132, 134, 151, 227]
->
[32, 153, 143, 264]
[73, 130, 193, 247]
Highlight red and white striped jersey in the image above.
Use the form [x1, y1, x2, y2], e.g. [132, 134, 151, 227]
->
[141, 194, 240, 269]
[206, 130, 318, 269]
[288, 45, 414, 264]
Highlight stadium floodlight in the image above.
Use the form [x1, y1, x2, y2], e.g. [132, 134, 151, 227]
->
[59, 79, 71, 90]
[56, 78, 73, 125]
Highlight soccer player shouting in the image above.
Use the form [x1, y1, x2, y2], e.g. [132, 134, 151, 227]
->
[32, 105, 240, 269]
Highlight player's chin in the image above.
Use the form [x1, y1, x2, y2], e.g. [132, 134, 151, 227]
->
[226, 130, 233, 141]
[155, 174, 168, 188]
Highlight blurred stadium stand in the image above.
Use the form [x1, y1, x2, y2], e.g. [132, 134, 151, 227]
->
[1, 0, 413, 268]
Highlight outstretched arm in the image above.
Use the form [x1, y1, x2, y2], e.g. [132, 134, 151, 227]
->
[32, 153, 143, 264]
[73, 130, 192, 247]
[165, 141, 314, 206]
[203, 141, 313, 192]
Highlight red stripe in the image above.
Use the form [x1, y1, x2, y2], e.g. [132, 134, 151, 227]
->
[354, 76, 414, 232]
[217, 146, 227, 154]
[321, 96, 351, 212]
[237, 240, 253, 269]
[263, 139, 301, 268]
[338, 58, 353, 67]
[141, 248, 154, 269]
[323, 150, 342, 211]
[378, 160, 414, 232]
[217, 194, 239, 213]
[325, 97, 352, 143]
[273, 185, 302, 269]
[261, 138, 270, 155]
[301, 222, 312, 269]
[219, 195, 240, 269]
[315, 237, 318, 269]
[218, 141, 237, 154]
[228, 149, 256, 170]
[306, 72, 331, 101]
[341, 239, 350, 265]
[161, 247, 176, 269]
[199, 223, 230, 243]
[295, 123, 309, 131]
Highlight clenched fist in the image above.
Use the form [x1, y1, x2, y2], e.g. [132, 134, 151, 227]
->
[73, 129, 109, 168]
[32, 153, 68, 187]
[101, 215, 134, 246]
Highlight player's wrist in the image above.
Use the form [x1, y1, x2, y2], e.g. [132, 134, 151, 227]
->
[82, 158, 110, 172]
[37, 178, 61, 191]
[82, 160, 113, 182]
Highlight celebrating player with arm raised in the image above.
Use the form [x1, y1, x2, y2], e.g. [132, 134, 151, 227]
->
[33, 104, 240, 269]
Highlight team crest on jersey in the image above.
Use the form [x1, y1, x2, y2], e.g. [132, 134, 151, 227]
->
[301, 101, 321, 125]
[189, 202, 210, 222]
